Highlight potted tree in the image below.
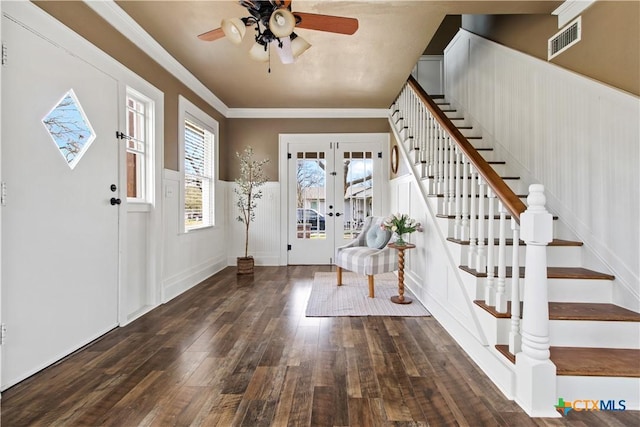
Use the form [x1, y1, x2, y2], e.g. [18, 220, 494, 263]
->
[235, 146, 269, 275]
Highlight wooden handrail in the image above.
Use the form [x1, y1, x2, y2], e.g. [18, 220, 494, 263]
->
[406, 75, 527, 222]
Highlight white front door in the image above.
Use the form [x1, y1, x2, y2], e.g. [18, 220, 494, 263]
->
[1, 15, 120, 388]
[286, 135, 386, 264]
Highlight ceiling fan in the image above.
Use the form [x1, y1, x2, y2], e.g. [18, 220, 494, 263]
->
[197, 0, 359, 65]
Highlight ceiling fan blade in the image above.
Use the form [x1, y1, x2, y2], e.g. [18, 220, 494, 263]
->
[294, 12, 358, 35]
[197, 27, 225, 42]
[271, 0, 292, 8]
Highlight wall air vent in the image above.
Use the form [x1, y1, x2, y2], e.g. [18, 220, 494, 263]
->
[548, 16, 581, 60]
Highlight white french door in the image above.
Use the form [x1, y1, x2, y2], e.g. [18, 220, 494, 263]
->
[1, 12, 120, 389]
[285, 134, 387, 265]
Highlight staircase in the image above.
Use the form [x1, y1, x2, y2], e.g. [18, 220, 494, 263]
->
[389, 76, 640, 417]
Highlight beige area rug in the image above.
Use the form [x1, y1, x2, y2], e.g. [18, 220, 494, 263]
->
[305, 272, 431, 317]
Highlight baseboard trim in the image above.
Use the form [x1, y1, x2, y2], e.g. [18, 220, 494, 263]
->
[163, 256, 227, 302]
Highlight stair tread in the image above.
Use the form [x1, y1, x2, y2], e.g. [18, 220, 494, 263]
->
[461, 265, 615, 280]
[474, 300, 640, 321]
[437, 213, 560, 220]
[425, 175, 520, 180]
[430, 193, 527, 198]
[448, 237, 580, 246]
[495, 345, 640, 377]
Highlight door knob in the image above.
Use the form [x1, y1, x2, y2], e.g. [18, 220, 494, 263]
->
[335, 212, 342, 217]
[327, 212, 334, 217]
[110, 197, 121, 205]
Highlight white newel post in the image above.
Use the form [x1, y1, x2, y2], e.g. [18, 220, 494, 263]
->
[515, 184, 558, 418]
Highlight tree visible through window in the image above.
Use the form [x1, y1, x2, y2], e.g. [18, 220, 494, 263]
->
[184, 118, 214, 230]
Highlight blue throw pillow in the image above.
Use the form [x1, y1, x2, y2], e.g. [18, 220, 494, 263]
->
[366, 225, 392, 249]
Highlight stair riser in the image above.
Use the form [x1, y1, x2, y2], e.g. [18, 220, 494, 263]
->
[458, 245, 583, 268]
[557, 377, 639, 411]
[547, 279, 613, 303]
[474, 277, 613, 303]
[464, 276, 612, 305]
[458, 127, 482, 138]
[549, 320, 640, 348]
[481, 316, 639, 348]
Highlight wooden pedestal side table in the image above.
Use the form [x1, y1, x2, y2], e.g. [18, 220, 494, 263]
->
[387, 242, 416, 304]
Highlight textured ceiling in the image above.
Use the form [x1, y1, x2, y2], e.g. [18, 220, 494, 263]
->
[115, 1, 561, 109]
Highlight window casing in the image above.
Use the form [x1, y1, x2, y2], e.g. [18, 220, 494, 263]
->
[178, 96, 218, 232]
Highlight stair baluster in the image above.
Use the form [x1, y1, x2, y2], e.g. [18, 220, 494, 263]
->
[468, 166, 478, 268]
[419, 103, 427, 177]
[446, 137, 455, 215]
[496, 201, 508, 313]
[436, 125, 445, 198]
[509, 219, 522, 354]
[460, 155, 470, 241]
[427, 114, 435, 192]
[485, 188, 496, 306]
[442, 135, 451, 212]
[454, 146, 463, 239]
[476, 176, 487, 273]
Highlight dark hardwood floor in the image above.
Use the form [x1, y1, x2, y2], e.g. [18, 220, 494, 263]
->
[1, 266, 638, 426]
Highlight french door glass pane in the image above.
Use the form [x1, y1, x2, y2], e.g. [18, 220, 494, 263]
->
[342, 151, 373, 240]
[296, 152, 326, 240]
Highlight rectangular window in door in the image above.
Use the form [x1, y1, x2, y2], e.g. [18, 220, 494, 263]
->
[342, 150, 373, 241]
[296, 151, 326, 240]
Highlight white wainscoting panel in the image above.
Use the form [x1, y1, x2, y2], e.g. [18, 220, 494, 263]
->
[125, 210, 150, 321]
[162, 169, 228, 302]
[444, 30, 640, 309]
[226, 181, 282, 266]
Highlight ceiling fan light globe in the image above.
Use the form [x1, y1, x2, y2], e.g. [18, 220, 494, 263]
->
[221, 18, 246, 44]
[291, 35, 311, 58]
[269, 8, 296, 38]
[249, 42, 270, 62]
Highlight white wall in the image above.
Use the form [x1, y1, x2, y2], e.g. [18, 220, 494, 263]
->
[411, 55, 445, 96]
[444, 29, 640, 307]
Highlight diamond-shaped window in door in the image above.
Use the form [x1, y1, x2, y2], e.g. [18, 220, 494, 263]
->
[42, 89, 96, 169]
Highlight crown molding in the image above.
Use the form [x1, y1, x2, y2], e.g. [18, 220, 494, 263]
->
[226, 108, 389, 119]
[84, 0, 231, 117]
[553, 0, 596, 28]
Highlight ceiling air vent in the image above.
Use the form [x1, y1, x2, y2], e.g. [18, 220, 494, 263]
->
[548, 17, 581, 60]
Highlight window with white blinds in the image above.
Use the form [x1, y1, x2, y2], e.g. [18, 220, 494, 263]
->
[184, 118, 214, 230]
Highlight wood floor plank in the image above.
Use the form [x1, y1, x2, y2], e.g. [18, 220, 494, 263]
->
[1, 266, 638, 427]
